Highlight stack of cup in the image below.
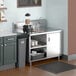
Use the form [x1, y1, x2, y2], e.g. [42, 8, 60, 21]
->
[31, 40, 38, 46]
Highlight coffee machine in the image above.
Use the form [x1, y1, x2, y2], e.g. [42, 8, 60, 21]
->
[23, 25, 32, 33]
[23, 13, 32, 33]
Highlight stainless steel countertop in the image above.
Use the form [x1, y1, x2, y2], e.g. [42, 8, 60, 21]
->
[14, 27, 62, 36]
[29, 28, 62, 36]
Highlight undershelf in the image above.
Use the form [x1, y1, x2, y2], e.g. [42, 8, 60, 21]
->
[0, 7, 7, 9]
[0, 19, 7, 22]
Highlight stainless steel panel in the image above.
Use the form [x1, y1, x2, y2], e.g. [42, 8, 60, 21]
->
[17, 38, 26, 68]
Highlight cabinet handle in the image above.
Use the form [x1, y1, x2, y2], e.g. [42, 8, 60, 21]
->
[48, 37, 50, 41]
[8, 38, 14, 41]
[20, 41, 24, 44]
[1, 45, 3, 47]
[5, 44, 7, 46]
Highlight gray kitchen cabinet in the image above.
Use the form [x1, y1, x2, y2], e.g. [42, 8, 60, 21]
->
[4, 42, 16, 65]
[0, 37, 3, 66]
[0, 35, 17, 66]
[3, 36, 17, 65]
[0, 43, 3, 66]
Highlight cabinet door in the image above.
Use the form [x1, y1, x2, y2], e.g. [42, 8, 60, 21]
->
[47, 32, 61, 58]
[0, 44, 3, 66]
[4, 42, 16, 65]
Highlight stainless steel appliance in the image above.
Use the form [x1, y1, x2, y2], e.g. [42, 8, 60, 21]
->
[17, 34, 27, 68]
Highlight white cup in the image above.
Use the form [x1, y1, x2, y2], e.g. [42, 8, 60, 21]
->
[32, 51, 37, 54]
[35, 41, 38, 46]
[31, 40, 35, 46]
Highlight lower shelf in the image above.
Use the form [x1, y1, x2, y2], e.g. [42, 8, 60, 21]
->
[31, 56, 60, 62]
[31, 53, 46, 61]
[31, 57, 47, 62]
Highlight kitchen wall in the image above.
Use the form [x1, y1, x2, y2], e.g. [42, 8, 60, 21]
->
[0, 0, 46, 32]
[46, 0, 68, 55]
[68, 0, 76, 55]
[0, 0, 68, 55]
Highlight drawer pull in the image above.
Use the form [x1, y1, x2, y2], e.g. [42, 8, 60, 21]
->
[8, 38, 14, 41]
[48, 37, 50, 41]
[5, 44, 7, 46]
[1, 45, 3, 47]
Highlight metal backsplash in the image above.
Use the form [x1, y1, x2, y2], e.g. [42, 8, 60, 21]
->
[13, 19, 47, 33]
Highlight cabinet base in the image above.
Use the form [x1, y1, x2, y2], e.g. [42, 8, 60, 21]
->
[0, 63, 15, 71]
[60, 54, 68, 60]
[61, 54, 76, 61]
[68, 54, 76, 61]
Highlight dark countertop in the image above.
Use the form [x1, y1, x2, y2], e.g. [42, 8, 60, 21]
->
[16, 27, 62, 37]
[17, 33, 29, 39]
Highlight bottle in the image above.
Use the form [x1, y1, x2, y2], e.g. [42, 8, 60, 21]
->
[25, 13, 31, 25]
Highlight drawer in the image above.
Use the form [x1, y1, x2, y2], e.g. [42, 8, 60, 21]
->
[4, 36, 17, 43]
[31, 53, 45, 60]
[0, 37, 3, 43]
